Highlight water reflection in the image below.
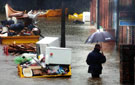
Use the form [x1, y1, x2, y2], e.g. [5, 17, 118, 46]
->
[37, 17, 91, 38]
[87, 77, 102, 85]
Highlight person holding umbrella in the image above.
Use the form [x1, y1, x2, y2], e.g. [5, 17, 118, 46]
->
[86, 44, 106, 78]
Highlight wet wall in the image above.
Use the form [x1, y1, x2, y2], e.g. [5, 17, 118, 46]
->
[0, 0, 90, 14]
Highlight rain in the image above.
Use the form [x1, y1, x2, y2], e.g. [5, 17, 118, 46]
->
[0, 0, 126, 85]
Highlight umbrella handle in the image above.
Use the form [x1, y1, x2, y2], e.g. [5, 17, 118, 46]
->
[100, 43, 103, 54]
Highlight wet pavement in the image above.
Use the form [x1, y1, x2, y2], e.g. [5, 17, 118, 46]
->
[0, 14, 120, 85]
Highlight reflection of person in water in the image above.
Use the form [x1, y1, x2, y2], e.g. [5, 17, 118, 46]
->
[86, 44, 106, 78]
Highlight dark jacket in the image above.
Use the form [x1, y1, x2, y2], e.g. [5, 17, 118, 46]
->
[86, 48, 106, 74]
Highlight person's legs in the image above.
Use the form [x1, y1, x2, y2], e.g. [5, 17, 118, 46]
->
[91, 73, 100, 78]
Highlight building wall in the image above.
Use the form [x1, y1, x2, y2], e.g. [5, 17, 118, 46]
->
[119, 0, 135, 44]
[90, 0, 114, 30]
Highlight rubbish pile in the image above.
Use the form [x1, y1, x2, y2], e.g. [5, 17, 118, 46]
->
[14, 37, 72, 78]
[0, 19, 41, 37]
[4, 43, 36, 55]
[14, 53, 70, 77]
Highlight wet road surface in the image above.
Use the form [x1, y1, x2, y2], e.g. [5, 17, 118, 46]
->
[0, 14, 120, 85]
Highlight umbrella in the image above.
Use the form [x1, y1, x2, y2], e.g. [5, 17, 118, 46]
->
[85, 30, 115, 43]
[85, 30, 115, 53]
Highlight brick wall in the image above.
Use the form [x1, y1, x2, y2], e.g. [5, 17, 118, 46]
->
[90, 0, 114, 30]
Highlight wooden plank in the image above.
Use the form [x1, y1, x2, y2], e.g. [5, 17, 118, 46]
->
[121, 26, 124, 43]
[119, 26, 122, 43]
[106, 0, 109, 30]
[109, 0, 112, 29]
[29, 66, 42, 69]
[123, 26, 127, 43]
[99, 0, 102, 27]
[104, 0, 107, 29]
[1, 36, 39, 45]
[90, 1, 93, 23]
[100, 0, 103, 28]
[111, 0, 113, 29]
[93, 0, 96, 23]
[103, 0, 105, 28]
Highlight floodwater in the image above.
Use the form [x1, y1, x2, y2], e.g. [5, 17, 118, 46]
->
[0, 13, 120, 85]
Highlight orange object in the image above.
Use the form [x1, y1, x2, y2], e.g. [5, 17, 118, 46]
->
[1, 36, 39, 45]
[5, 4, 68, 18]
[38, 8, 68, 17]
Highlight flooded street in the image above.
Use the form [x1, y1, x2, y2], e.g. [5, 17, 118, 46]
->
[0, 13, 120, 85]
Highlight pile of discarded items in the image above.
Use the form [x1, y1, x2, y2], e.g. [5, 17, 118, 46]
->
[0, 19, 40, 45]
[2, 4, 72, 78]
[16, 54, 71, 77]
[3, 43, 36, 56]
[0, 20, 41, 37]
[15, 37, 72, 78]
[0, 5, 41, 44]
[5, 4, 68, 18]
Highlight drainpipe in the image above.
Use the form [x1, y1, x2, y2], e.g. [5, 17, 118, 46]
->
[116, 0, 119, 49]
[96, 0, 100, 29]
[131, 0, 135, 45]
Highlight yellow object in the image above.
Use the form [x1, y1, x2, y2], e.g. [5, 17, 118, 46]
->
[73, 13, 78, 17]
[38, 8, 68, 17]
[18, 65, 25, 78]
[68, 13, 83, 21]
[17, 65, 72, 78]
[0, 36, 40, 45]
